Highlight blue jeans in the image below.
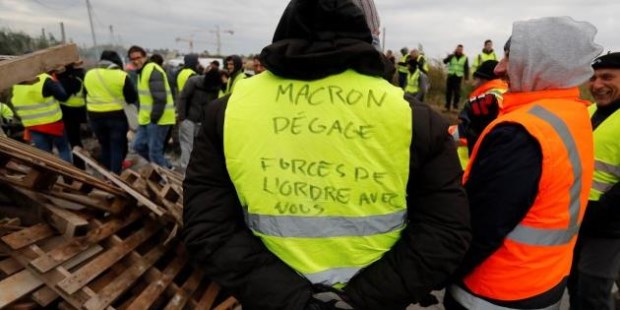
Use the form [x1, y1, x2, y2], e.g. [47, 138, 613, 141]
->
[133, 124, 171, 168]
[90, 116, 129, 174]
[30, 130, 73, 163]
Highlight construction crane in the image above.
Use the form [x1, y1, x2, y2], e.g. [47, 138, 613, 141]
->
[210, 26, 233, 56]
[175, 35, 210, 54]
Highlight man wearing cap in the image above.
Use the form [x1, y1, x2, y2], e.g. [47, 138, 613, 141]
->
[567, 52, 620, 310]
[445, 17, 601, 309]
[458, 60, 508, 154]
[183, 0, 471, 309]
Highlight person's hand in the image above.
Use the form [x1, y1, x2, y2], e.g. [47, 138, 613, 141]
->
[460, 93, 500, 147]
[305, 285, 354, 310]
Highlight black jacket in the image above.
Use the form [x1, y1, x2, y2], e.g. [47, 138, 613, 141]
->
[183, 1, 471, 309]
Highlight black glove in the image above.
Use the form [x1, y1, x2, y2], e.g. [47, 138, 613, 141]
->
[460, 93, 500, 150]
[304, 285, 354, 310]
[418, 293, 439, 307]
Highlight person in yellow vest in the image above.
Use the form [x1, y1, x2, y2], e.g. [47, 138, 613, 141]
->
[84, 50, 138, 174]
[176, 54, 199, 94]
[443, 44, 469, 112]
[219, 55, 247, 97]
[444, 17, 601, 309]
[183, 0, 471, 309]
[57, 62, 87, 169]
[404, 57, 427, 102]
[458, 60, 508, 153]
[409, 49, 429, 75]
[396, 47, 409, 88]
[471, 39, 498, 74]
[127, 45, 176, 168]
[10, 73, 73, 162]
[567, 52, 620, 310]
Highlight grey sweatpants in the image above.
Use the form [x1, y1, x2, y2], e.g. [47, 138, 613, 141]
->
[179, 119, 201, 172]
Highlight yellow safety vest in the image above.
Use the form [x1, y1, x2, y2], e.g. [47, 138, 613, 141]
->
[589, 104, 620, 201]
[405, 69, 421, 94]
[84, 68, 128, 113]
[137, 63, 175, 125]
[472, 51, 498, 72]
[224, 70, 411, 286]
[448, 55, 467, 77]
[0, 103, 14, 120]
[11, 74, 63, 127]
[176, 68, 196, 93]
[60, 77, 86, 108]
[416, 55, 429, 73]
[397, 54, 410, 73]
[219, 72, 247, 98]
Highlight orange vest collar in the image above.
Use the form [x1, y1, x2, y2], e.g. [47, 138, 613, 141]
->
[501, 88, 586, 114]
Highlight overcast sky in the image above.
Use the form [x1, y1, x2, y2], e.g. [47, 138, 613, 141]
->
[1, 0, 618, 60]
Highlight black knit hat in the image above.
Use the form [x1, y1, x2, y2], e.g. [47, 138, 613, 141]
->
[592, 52, 620, 69]
[474, 60, 499, 80]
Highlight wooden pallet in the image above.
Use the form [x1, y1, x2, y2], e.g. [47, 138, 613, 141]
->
[0, 217, 238, 310]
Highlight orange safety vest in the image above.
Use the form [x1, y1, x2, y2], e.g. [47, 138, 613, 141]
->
[459, 88, 593, 305]
[468, 79, 508, 107]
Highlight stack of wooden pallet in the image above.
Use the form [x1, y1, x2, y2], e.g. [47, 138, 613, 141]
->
[0, 135, 238, 309]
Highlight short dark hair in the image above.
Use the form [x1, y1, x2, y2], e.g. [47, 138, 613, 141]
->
[127, 45, 146, 57]
[149, 54, 164, 66]
[210, 60, 220, 67]
[484, 39, 492, 45]
[457, 44, 464, 48]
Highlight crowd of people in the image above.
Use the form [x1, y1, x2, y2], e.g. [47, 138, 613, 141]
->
[3, 0, 620, 309]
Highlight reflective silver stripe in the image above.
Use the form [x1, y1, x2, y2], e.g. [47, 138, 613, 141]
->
[506, 105, 583, 246]
[450, 285, 560, 310]
[592, 180, 613, 193]
[246, 210, 406, 238]
[137, 90, 151, 96]
[87, 99, 125, 105]
[139, 105, 175, 112]
[13, 99, 56, 111]
[18, 109, 60, 120]
[303, 267, 361, 285]
[595, 160, 620, 177]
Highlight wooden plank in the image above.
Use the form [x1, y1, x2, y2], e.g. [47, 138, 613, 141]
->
[73, 147, 166, 217]
[163, 270, 203, 310]
[30, 210, 142, 273]
[47, 190, 121, 214]
[1, 224, 54, 250]
[56, 224, 160, 295]
[213, 297, 239, 310]
[0, 244, 102, 309]
[195, 282, 222, 310]
[82, 245, 167, 310]
[42, 204, 89, 237]
[0, 44, 79, 91]
[0, 257, 23, 275]
[0, 136, 124, 196]
[0, 268, 42, 308]
[30, 286, 59, 307]
[127, 254, 185, 309]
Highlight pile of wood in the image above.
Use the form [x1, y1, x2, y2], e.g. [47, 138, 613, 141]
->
[0, 135, 238, 310]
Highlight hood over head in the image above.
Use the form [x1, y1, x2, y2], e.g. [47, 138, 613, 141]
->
[508, 16, 602, 92]
[184, 54, 199, 71]
[100, 50, 123, 69]
[260, 0, 385, 80]
[225, 55, 243, 76]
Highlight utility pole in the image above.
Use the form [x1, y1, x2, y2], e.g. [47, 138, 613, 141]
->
[210, 25, 233, 56]
[85, 0, 97, 47]
[382, 27, 386, 52]
[60, 22, 66, 44]
[109, 25, 115, 45]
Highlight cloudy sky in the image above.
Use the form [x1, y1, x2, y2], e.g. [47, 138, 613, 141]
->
[1, 0, 618, 60]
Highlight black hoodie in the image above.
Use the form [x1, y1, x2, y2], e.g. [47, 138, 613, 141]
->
[183, 1, 470, 309]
